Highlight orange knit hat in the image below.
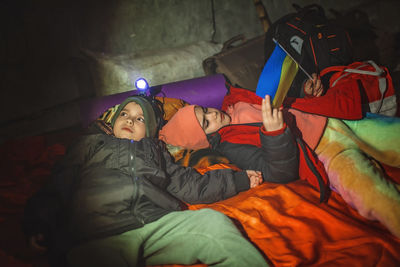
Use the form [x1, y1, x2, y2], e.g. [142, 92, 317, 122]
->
[159, 105, 210, 150]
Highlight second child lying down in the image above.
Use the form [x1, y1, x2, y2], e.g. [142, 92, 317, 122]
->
[159, 77, 400, 239]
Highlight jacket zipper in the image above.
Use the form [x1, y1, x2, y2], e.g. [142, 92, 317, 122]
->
[129, 140, 144, 224]
[129, 139, 136, 176]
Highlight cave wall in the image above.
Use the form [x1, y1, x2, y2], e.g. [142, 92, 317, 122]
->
[1, 0, 399, 142]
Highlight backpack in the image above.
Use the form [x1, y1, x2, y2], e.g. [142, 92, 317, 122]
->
[264, 4, 354, 97]
[320, 61, 397, 116]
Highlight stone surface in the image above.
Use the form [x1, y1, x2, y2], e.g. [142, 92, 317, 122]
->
[1, 0, 399, 142]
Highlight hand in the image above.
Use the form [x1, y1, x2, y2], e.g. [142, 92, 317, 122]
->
[29, 233, 48, 253]
[246, 170, 263, 188]
[304, 73, 323, 97]
[262, 95, 284, 132]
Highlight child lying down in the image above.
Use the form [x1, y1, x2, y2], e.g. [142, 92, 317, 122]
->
[22, 95, 270, 267]
[159, 75, 400, 239]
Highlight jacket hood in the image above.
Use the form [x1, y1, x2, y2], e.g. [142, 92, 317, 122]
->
[111, 96, 158, 138]
[159, 105, 209, 150]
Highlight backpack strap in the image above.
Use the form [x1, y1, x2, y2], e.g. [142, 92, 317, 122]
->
[320, 65, 346, 77]
[343, 60, 384, 76]
[320, 61, 388, 113]
[344, 61, 387, 112]
[330, 62, 369, 87]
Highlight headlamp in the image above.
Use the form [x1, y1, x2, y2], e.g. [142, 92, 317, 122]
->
[134, 77, 162, 98]
[135, 78, 149, 93]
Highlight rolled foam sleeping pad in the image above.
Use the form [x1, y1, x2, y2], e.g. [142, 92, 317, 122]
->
[79, 74, 228, 128]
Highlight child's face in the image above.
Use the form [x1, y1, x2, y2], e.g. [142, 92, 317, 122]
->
[113, 102, 146, 141]
[194, 106, 231, 134]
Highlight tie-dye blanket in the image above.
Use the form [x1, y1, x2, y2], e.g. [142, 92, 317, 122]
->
[315, 113, 400, 238]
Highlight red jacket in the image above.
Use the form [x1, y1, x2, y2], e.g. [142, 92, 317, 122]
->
[214, 83, 364, 202]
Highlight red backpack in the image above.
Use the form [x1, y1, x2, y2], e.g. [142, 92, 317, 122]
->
[320, 61, 397, 116]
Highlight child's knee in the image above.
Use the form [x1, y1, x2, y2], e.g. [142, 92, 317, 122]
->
[191, 209, 237, 233]
[195, 209, 231, 224]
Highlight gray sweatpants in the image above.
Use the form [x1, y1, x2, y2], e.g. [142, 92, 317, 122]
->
[67, 208, 269, 267]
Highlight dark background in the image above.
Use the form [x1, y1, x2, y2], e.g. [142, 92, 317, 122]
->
[1, 0, 399, 143]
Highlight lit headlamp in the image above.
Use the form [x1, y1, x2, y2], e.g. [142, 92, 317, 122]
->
[135, 78, 149, 94]
[134, 77, 162, 97]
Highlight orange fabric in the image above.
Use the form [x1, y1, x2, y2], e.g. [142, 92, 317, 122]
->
[152, 180, 400, 267]
[195, 163, 241, 174]
[159, 105, 210, 150]
[155, 97, 189, 121]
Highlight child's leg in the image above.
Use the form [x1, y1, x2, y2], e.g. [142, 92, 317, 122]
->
[315, 118, 400, 238]
[68, 209, 269, 267]
[67, 233, 142, 267]
[142, 209, 269, 267]
[342, 113, 400, 167]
